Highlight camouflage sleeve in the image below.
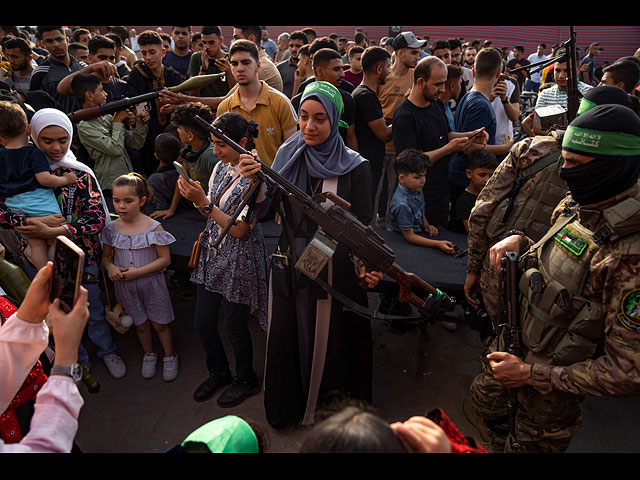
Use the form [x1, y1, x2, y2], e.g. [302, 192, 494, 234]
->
[531, 246, 640, 397]
[466, 139, 530, 274]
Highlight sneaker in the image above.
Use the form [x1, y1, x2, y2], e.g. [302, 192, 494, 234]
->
[141, 352, 157, 379]
[102, 353, 127, 379]
[193, 373, 233, 402]
[162, 354, 179, 382]
[217, 376, 261, 408]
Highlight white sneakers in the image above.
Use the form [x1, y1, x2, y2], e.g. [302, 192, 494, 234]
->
[162, 354, 179, 382]
[141, 352, 179, 382]
[102, 353, 127, 379]
[141, 352, 157, 379]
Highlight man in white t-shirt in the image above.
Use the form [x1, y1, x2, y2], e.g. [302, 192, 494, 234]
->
[526, 43, 549, 92]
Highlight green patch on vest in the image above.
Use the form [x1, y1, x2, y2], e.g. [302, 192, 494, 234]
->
[554, 227, 587, 256]
[618, 290, 640, 332]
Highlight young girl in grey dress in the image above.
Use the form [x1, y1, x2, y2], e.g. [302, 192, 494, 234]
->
[101, 173, 179, 381]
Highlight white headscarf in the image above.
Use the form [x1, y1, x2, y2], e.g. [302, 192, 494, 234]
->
[30, 108, 112, 224]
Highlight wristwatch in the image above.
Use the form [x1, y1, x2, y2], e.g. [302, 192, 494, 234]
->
[50, 364, 83, 382]
[194, 201, 214, 214]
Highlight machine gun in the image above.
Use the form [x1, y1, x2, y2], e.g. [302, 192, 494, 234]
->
[508, 26, 581, 125]
[497, 251, 523, 453]
[67, 73, 226, 123]
[193, 115, 457, 321]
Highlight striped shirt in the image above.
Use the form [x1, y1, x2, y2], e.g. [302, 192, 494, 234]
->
[535, 81, 593, 110]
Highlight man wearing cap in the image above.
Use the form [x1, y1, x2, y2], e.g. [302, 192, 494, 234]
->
[375, 32, 425, 225]
[465, 103, 640, 453]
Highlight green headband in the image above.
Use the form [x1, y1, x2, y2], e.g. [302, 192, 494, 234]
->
[302, 81, 349, 129]
[181, 415, 259, 453]
[576, 98, 598, 116]
[562, 125, 640, 157]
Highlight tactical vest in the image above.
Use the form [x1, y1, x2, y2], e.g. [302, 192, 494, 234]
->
[486, 147, 568, 244]
[519, 190, 640, 366]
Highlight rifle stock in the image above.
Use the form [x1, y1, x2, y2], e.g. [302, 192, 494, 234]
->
[193, 115, 456, 317]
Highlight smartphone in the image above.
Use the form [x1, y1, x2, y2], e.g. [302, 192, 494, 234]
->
[468, 128, 483, 140]
[49, 236, 85, 313]
[499, 73, 507, 81]
[173, 161, 191, 181]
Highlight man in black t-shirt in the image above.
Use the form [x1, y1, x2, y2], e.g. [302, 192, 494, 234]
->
[392, 56, 478, 227]
[352, 46, 392, 220]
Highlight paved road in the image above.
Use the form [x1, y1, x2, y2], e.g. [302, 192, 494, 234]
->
[73, 289, 640, 453]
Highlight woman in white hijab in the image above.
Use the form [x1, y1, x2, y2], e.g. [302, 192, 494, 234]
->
[5, 107, 127, 379]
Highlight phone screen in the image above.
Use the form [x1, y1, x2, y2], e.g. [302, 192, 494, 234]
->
[50, 236, 85, 313]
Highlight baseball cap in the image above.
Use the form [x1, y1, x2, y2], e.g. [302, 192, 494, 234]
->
[393, 31, 427, 50]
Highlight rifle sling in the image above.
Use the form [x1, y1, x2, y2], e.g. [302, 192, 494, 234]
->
[502, 150, 562, 223]
[310, 274, 429, 324]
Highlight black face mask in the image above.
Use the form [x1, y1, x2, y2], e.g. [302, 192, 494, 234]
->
[559, 156, 640, 206]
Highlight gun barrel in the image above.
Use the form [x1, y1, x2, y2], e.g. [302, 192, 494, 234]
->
[68, 90, 160, 123]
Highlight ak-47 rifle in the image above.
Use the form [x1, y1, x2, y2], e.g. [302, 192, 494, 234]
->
[508, 26, 581, 125]
[67, 73, 226, 123]
[193, 115, 456, 320]
[497, 251, 523, 453]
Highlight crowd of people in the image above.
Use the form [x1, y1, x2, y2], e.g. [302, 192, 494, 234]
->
[0, 24, 640, 453]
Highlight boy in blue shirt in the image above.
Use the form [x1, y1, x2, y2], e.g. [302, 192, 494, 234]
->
[388, 148, 455, 254]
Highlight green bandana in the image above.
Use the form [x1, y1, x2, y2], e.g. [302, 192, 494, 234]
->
[302, 81, 349, 129]
[576, 98, 598, 116]
[181, 415, 259, 453]
[562, 126, 640, 157]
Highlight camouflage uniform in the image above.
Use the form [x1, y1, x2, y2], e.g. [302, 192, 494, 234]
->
[470, 181, 640, 452]
[467, 131, 568, 319]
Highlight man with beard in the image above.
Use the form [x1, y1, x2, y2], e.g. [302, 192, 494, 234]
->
[392, 56, 483, 228]
[30, 26, 86, 114]
[352, 46, 392, 215]
[1, 36, 35, 93]
[186, 25, 234, 99]
[375, 31, 424, 225]
[277, 30, 309, 99]
[466, 103, 640, 453]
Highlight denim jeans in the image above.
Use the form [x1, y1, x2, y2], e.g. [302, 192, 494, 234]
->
[193, 285, 256, 381]
[77, 263, 117, 364]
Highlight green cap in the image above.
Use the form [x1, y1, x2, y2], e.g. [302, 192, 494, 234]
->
[181, 415, 259, 453]
[302, 81, 349, 129]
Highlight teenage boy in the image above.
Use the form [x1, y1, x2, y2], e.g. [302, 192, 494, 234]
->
[125, 30, 185, 176]
[71, 73, 148, 210]
[216, 39, 297, 167]
[344, 46, 364, 86]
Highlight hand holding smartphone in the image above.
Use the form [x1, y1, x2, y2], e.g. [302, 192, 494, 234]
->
[49, 236, 85, 314]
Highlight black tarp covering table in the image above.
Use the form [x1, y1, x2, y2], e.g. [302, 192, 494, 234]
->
[158, 210, 469, 299]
